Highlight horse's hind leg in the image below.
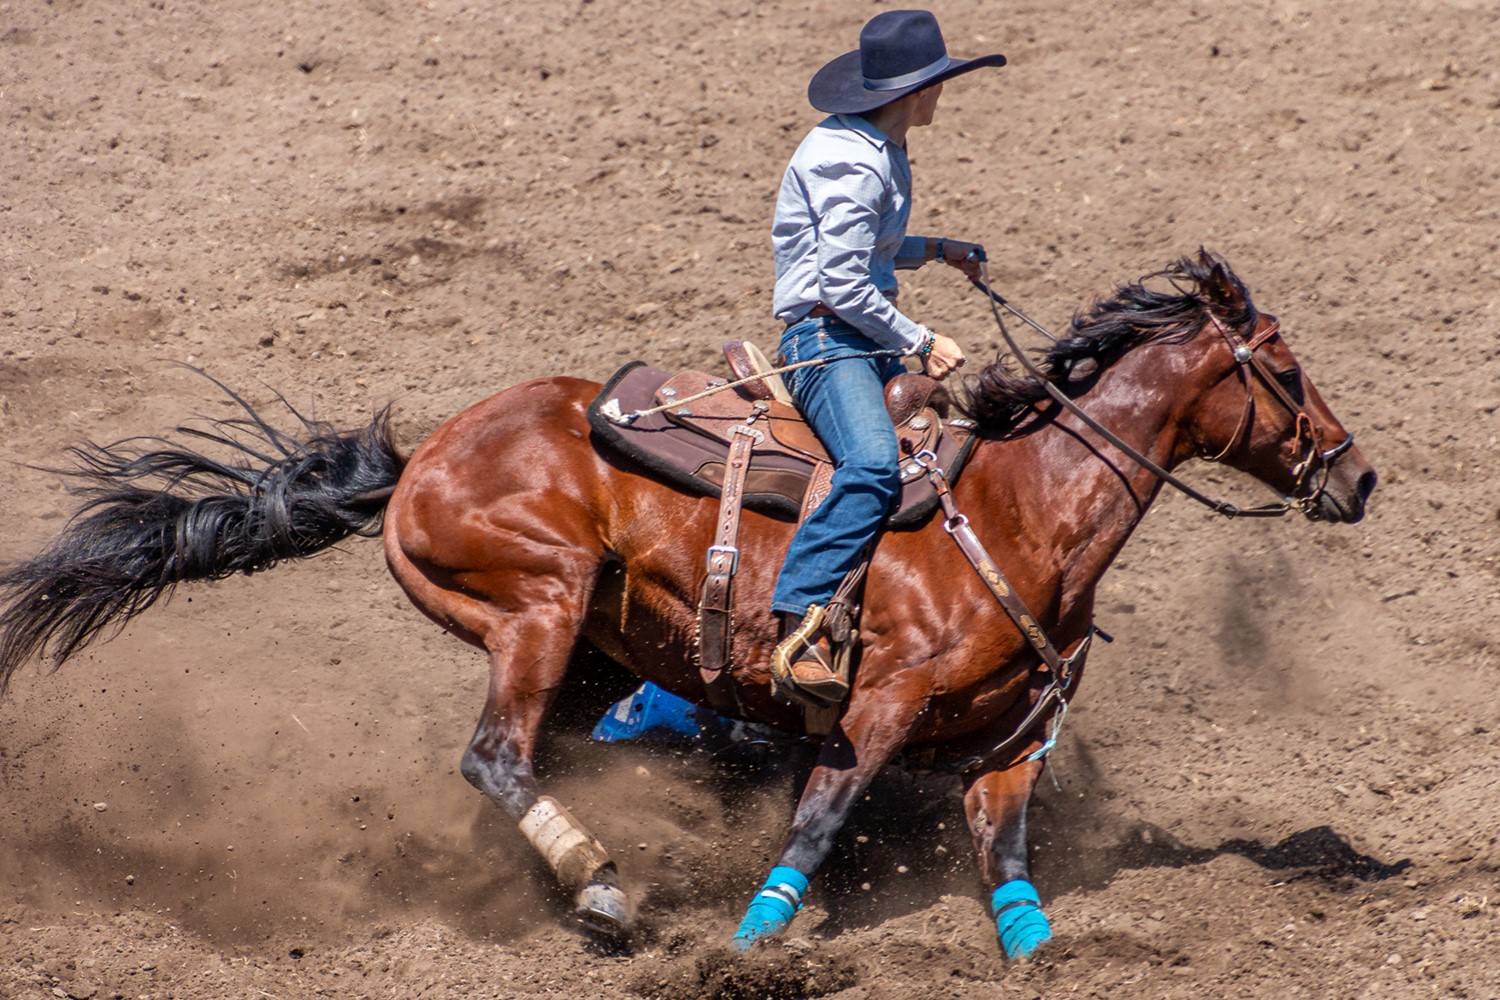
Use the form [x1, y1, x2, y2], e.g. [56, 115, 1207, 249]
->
[391, 544, 630, 935]
[463, 631, 630, 936]
[382, 380, 636, 934]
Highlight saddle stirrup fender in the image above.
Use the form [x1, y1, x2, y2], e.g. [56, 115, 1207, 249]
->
[697, 410, 765, 715]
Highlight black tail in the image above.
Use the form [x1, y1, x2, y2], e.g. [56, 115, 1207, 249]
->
[0, 379, 407, 694]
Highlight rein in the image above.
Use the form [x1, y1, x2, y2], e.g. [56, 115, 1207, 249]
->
[970, 264, 1353, 519]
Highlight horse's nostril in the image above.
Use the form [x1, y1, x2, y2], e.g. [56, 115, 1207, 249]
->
[1356, 469, 1378, 501]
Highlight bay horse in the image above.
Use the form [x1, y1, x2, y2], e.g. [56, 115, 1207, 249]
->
[0, 251, 1375, 959]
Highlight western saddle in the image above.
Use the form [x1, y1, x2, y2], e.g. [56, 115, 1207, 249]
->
[586, 341, 978, 729]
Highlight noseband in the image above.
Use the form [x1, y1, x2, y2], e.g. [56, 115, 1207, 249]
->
[1203, 312, 1355, 514]
[975, 272, 1353, 519]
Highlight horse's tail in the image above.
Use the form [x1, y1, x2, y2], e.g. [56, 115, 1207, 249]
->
[0, 381, 407, 694]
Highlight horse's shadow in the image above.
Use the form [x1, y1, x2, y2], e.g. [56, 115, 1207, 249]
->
[1050, 817, 1411, 888]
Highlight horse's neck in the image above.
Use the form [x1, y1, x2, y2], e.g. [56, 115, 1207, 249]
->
[971, 347, 1190, 598]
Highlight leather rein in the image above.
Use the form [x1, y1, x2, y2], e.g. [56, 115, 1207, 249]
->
[972, 266, 1355, 518]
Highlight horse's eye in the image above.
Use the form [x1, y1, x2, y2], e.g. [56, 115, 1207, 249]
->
[1274, 368, 1305, 404]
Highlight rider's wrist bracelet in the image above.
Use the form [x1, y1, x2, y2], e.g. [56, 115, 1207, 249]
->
[934, 238, 946, 263]
[915, 327, 935, 356]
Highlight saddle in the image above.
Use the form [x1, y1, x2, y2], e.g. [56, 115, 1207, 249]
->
[588, 351, 976, 527]
[586, 342, 979, 726]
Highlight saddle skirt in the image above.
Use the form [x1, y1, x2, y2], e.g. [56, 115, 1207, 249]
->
[586, 360, 978, 528]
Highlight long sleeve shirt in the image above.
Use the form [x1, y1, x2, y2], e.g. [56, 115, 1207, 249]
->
[771, 114, 930, 352]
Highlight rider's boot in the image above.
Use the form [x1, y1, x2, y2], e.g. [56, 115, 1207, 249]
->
[771, 605, 848, 705]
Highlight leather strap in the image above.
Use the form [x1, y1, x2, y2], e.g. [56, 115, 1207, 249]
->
[698, 420, 761, 713]
[909, 449, 1089, 773]
[973, 277, 1296, 519]
[916, 451, 1071, 682]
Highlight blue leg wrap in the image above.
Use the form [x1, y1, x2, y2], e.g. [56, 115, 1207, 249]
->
[991, 880, 1052, 959]
[731, 866, 808, 950]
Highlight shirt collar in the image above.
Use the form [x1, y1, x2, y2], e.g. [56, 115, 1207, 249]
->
[830, 114, 893, 151]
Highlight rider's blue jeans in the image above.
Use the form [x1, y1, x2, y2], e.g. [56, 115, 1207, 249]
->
[770, 316, 905, 617]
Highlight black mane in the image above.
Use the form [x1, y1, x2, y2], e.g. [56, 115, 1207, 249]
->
[958, 252, 1257, 433]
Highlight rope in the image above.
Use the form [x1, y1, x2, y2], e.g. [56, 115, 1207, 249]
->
[604, 347, 907, 425]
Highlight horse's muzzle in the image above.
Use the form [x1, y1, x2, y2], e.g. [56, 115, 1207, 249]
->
[1305, 457, 1377, 524]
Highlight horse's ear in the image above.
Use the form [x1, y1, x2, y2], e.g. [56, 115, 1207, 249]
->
[1198, 249, 1245, 313]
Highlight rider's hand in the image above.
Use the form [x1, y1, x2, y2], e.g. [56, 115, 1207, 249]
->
[936, 239, 986, 284]
[923, 334, 967, 380]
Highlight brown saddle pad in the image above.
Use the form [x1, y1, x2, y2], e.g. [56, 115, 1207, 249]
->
[586, 361, 977, 529]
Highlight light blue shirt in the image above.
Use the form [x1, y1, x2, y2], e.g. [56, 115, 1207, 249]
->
[772, 114, 930, 352]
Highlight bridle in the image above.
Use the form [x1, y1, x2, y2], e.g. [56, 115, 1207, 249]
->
[1199, 311, 1355, 511]
[973, 269, 1355, 519]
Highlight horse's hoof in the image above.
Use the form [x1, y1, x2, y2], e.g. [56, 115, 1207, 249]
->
[575, 880, 632, 938]
[1001, 917, 1052, 960]
[732, 865, 808, 948]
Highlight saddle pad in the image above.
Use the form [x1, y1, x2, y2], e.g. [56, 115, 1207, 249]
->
[586, 361, 977, 529]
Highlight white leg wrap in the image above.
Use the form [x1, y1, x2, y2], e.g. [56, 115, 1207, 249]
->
[519, 795, 611, 893]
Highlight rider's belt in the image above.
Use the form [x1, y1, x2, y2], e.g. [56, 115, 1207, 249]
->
[803, 292, 897, 321]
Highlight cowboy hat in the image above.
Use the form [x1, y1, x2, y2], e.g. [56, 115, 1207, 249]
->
[807, 9, 1006, 115]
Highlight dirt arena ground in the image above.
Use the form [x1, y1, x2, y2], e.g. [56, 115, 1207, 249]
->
[2, 1, 1498, 997]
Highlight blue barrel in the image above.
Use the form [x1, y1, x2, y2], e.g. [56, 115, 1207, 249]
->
[590, 682, 713, 743]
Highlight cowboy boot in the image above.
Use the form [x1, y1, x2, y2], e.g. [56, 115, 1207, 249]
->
[771, 605, 849, 705]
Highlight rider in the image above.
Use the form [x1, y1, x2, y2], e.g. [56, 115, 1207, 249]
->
[769, 9, 1005, 704]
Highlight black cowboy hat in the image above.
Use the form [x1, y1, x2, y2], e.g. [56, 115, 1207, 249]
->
[807, 9, 1006, 115]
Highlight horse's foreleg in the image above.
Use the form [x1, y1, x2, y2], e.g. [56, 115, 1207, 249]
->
[963, 757, 1051, 959]
[732, 697, 921, 949]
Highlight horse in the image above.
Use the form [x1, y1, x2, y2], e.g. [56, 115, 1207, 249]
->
[0, 251, 1376, 959]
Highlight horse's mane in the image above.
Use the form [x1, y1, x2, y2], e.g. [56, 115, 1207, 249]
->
[957, 252, 1258, 434]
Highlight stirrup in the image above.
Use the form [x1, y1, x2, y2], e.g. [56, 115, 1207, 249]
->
[771, 605, 848, 707]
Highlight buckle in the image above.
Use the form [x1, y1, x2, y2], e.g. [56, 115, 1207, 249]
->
[706, 544, 739, 575]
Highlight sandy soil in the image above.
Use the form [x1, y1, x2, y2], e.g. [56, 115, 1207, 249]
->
[2, 0, 1498, 997]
